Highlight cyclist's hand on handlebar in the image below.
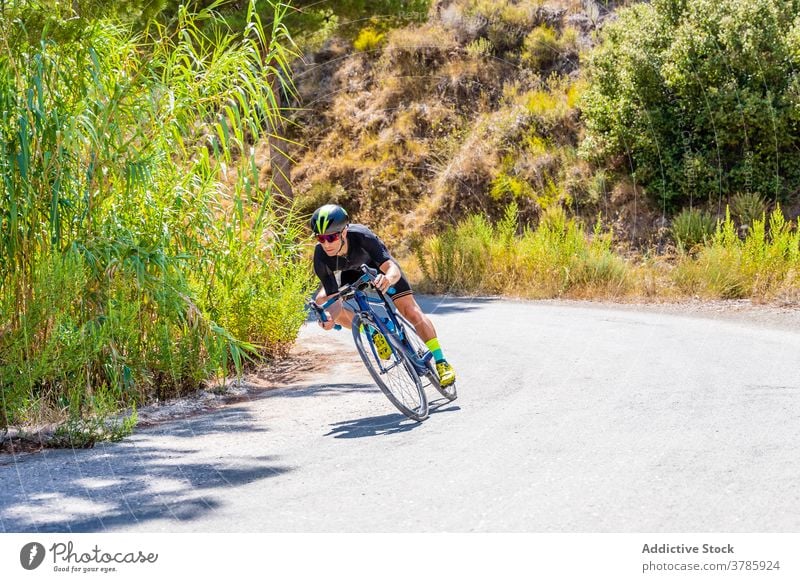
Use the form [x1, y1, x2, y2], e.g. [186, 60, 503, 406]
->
[374, 273, 393, 293]
[319, 311, 336, 330]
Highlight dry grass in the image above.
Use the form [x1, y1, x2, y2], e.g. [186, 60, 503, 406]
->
[408, 204, 800, 303]
[381, 24, 460, 76]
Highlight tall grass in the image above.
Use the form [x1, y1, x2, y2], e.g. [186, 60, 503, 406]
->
[413, 203, 800, 302]
[671, 208, 717, 252]
[414, 203, 629, 298]
[674, 207, 800, 299]
[0, 1, 313, 431]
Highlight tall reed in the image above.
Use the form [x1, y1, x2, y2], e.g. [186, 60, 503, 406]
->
[0, 1, 312, 430]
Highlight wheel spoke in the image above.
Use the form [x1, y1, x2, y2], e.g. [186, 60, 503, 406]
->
[352, 316, 428, 420]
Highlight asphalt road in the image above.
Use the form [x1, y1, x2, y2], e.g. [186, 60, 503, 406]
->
[2, 297, 799, 532]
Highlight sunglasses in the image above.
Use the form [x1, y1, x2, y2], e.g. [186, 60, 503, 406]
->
[316, 231, 342, 244]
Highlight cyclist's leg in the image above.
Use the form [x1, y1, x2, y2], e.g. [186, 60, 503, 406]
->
[317, 270, 361, 329]
[393, 294, 436, 342]
[394, 294, 456, 386]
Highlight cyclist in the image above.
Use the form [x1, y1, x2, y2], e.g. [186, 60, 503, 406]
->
[311, 204, 456, 387]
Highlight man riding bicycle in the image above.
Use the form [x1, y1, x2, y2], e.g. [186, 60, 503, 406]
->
[311, 204, 456, 387]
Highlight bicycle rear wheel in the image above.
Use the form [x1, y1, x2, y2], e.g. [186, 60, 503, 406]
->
[352, 315, 428, 421]
[395, 313, 457, 402]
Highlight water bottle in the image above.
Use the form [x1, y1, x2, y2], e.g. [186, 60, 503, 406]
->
[383, 317, 395, 334]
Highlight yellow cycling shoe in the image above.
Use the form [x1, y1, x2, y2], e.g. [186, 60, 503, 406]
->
[371, 330, 392, 360]
[436, 360, 456, 386]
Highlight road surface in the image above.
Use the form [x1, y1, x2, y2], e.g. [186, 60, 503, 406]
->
[1, 297, 799, 532]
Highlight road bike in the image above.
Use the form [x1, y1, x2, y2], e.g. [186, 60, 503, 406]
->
[307, 265, 456, 421]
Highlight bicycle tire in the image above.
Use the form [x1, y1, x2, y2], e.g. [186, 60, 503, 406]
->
[395, 313, 457, 402]
[352, 315, 429, 421]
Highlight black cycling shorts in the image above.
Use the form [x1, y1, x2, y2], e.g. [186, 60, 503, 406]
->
[340, 270, 413, 300]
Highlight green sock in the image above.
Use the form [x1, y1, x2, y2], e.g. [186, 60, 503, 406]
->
[425, 338, 445, 363]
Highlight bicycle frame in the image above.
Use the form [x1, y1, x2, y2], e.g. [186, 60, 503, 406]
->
[310, 266, 433, 377]
[354, 291, 434, 377]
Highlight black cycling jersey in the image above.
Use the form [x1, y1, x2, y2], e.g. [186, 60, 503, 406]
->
[313, 224, 412, 298]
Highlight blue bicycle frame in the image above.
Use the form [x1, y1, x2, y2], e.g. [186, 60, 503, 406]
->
[308, 266, 433, 376]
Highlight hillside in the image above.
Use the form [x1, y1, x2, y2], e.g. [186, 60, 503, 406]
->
[256, 0, 800, 262]
[280, 1, 619, 247]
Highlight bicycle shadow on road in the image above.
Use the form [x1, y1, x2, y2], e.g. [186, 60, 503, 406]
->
[324, 401, 460, 439]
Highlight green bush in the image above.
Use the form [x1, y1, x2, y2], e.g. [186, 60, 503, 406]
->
[466, 37, 494, 59]
[519, 24, 578, 72]
[354, 27, 385, 52]
[521, 24, 559, 70]
[581, 0, 800, 209]
[673, 206, 800, 298]
[414, 214, 493, 294]
[671, 208, 717, 251]
[730, 192, 768, 231]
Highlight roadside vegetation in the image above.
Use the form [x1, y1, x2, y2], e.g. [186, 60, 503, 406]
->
[288, 0, 800, 303]
[0, 1, 313, 440]
[414, 202, 628, 298]
[414, 203, 800, 303]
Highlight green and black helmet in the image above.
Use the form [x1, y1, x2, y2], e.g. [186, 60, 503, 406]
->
[310, 204, 349, 235]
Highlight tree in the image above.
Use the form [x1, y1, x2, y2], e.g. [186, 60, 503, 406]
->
[580, 0, 800, 210]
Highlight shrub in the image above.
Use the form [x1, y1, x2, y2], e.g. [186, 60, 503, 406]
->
[354, 27, 385, 52]
[526, 89, 560, 116]
[566, 77, 587, 109]
[415, 214, 493, 293]
[490, 171, 535, 201]
[730, 192, 768, 232]
[673, 206, 800, 298]
[520, 24, 559, 70]
[466, 37, 494, 58]
[523, 83, 573, 137]
[671, 208, 718, 251]
[415, 204, 629, 297]
[581, 0, 800, 209]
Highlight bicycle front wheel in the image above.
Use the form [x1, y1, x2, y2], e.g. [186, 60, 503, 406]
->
[395, 313, 457, 402]
[352, 315, 428, 421]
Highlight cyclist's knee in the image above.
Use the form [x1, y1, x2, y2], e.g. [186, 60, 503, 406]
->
[399, 302, 427, 327]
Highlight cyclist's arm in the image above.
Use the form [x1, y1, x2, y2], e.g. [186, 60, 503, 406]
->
[313, 287, 342, 330]
[374, 259, 402, 292]
[356, 227, 400, 293]
[313, 249, 343, 330]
